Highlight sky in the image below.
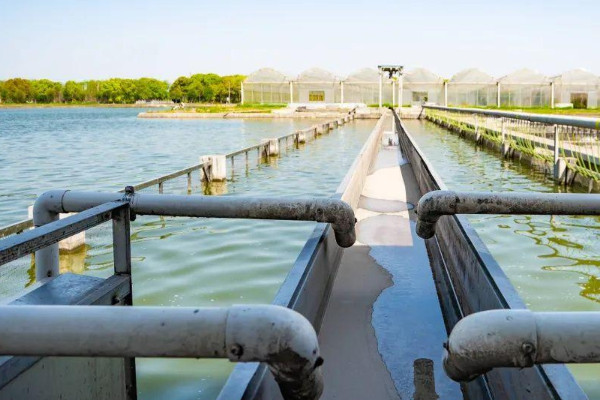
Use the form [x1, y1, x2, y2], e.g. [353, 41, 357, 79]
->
[1, 0, 599, 82]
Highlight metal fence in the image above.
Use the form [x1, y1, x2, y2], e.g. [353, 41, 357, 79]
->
[423, 105, 600, 188]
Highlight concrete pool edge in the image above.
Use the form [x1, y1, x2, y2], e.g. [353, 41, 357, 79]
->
[217, 113, 388, 399]
[395, 113, 587, 399]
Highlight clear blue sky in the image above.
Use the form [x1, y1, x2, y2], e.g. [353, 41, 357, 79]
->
[1, 0, 598, 82]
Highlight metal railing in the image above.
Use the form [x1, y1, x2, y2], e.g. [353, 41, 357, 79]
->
[423, 105, 600, 184]
[414, 189, 600, 383]
[0, 194, 329, 400]
[0, 113, 354, 239]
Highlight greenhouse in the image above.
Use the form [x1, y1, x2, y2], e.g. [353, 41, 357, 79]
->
[292, 68, 341, 103]
[552, 69, 600, 108]
[242, 68, 291, 104]
[447, 68, 497, 107]
[344, 68, 394, 105]
[402, 68, 444, 106]
[498, 68, 551, 107]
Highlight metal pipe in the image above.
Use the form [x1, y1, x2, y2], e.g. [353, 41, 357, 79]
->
[424, 105, 600, 130]
[444, 309, 600, 382]
[416, 190, 600, 239]
[34, 190, 356, 278]
[0, 304, 323, 400]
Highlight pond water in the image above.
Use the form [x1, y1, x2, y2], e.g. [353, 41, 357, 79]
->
[0, 107, 375, 399]
[405, 119, 600, 399]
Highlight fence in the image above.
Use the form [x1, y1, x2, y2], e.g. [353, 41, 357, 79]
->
[423, 105, 600, 190]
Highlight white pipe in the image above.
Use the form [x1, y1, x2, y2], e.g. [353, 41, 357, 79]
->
[34, 190, 356, 279]
[444, 310, 600, 382]
[0, 304, 323, 400]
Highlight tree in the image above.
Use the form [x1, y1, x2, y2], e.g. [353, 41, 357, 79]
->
[31, 79, 62, 103]
[1, 78, 33, 103]
[169, 76, 190, 102]
[63, 81, 86, 102]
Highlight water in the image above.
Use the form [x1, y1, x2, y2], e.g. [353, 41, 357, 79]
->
[0, 107, 375, 399]
[404, 119, 600, 399]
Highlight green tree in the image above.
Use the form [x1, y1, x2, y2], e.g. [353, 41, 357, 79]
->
[169, 76, 190, 102]
[1, 78, 33, 103]
[63, 81, 86, 102]
[31, 79, 62, 103]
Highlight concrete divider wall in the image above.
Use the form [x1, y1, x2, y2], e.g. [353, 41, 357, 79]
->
[218, 113, 389, 400]
[394, 112, 586, 400]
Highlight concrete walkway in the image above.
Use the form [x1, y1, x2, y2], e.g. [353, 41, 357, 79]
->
[318, 137, 462, 399]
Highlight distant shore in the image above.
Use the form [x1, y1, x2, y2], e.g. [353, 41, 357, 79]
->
[0, 103, 162, 109]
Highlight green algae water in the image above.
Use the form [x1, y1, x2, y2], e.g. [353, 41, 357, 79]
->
[404, 119, 600, 399]
[0, 108, 375, 399]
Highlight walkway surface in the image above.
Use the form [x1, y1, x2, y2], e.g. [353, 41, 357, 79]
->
[318, 136, 462, 399]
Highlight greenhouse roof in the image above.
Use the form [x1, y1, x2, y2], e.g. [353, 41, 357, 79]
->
[404, 68, 443, 84]
[345, 68, 380, 83]
[245, 68, 290, 83]
[450, 68, 495, 84]
[553, 68, 600, 85]
[297, 67, 338, 82]
[498, 68, 550, 84]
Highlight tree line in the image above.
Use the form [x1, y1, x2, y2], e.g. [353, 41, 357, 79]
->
[0, 74, 245, 104]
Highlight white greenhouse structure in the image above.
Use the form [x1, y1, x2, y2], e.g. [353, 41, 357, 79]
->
[403, 68, 444, 106]
[447, 68, 497, 107]
[293, 68, 341, 103]
[344, 68, 391, 105]
[241, 66, 600, 109]
[242, 68, 291, 104]
[552, 69, 600, 108]
[498, 69, 551, 108]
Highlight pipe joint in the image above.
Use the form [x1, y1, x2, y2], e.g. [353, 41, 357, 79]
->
[225, 305, 323, 400]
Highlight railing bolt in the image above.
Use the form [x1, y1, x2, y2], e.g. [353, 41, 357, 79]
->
[230, 344, 244, 358]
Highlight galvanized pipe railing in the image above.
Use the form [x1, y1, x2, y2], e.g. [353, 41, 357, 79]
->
[416, 190, 600, 239]
[424, 105, 600, 130]
[34, 189, 356, 279]
[0, 304, 323, 400]
[443, 309, 600, 382]
[423, 105, 600, 186]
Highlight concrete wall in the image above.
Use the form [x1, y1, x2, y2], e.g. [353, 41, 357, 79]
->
[218, 113, 389, 400]
[394, 113, 587, 400]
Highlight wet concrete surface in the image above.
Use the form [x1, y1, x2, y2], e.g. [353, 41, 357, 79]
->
[319, 142, 462, 399]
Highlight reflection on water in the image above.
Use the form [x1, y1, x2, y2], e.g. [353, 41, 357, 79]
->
[405, 120, 600, 398]
[1, 108, 375, 400]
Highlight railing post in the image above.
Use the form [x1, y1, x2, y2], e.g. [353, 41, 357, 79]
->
[200, 155, 226, 181]
[158, 181, 163, 194]
[553, 124, 561, 181]
[112, 206, 131, 276]
[187, 172, 192, 193]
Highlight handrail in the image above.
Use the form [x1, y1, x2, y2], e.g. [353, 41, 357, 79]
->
[416, 190, 600, 239]
[444, 309, 600, 382]
[423, 105, 600, 130]
[0, 201, 128, 266]
[33, 190, 356, 278]
[0, 304, 323, 400]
